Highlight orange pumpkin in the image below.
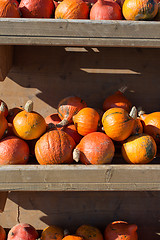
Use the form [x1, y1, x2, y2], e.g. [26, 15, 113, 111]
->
[103, 86, 132, 112]
[41, 225, 65, 240]
[35, 130, 76, 165]
[0, 0, 20, 17]
[13, 100, 46, 140]
[0, 136, 29, 165]
[122, 133, 157, 164]
[122, 0, 158, 20]
[73, 107, 100, 136]
[57, 96, 87, 128]
[102, 106, 136, 141]
[0, 102, 8, 140]
[73, 132, 115, 164]
[55, 0, 90, 19]
[62, 124, 82, 144]
[0, 225, 6, 240]
[76, 224, 104, 240]
[104, 221, 138, 240]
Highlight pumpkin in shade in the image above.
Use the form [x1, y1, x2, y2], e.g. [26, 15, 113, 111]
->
[7, 223, 38, 240]
[7, 106, 23, 123]
[35, 130, 76, 165]
[0, 136, 29, 165]
[122, 133, 157, 164]
[62, 124, 82, 144]
[73, 132, 115, 164]
[13, 100, 46, 140]
[90, 0, 122, 20]
[55, 0, 90, 19]
[41, 225, 65, 240]
[0, 225, 6, 240]
[0, 0, 20, 17]
[0, 102, 8, 140]
[102, 106, 136, 141]
[76, 224, 104, 240]
[122, 0, 158, 20]
[103, 86, 132, 112]
[104, 221, 138, 240]
[45, 113, 61, 130]
[57, 96, 87, 128]
[19, 0, 54, 18]
[73, 107, 100, 136]
[0, 99, 8, 117]
[131, 117, 143, 135]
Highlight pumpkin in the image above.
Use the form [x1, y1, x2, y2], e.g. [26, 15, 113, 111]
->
[62, 124, 82, 144]
[7, 223, 38, 240]
[0, 0, 20, 17]
[73, 107, 100, 136]
[0, 225, 6, 240]
[103, 86, 132, 112]
[131, 118, 143, 135]
[41, 225, 65, 240]
[7, 106, 23, 123]
[0, 102, 8, 140]
[121, 133, 157, 164]
[55, 0, 90, 19]
[122, 0, 158, 20]
[0, 136, 29, 165]
[104, 221, 138, 240]
[19, 0, 54, 18]
[45, 113, 61, 130]
[76, 224, 104, 240]
[57, 96, 87, 128]
[13, 100, 46, 140]
[35, 130, 76, 165]
[90, 0, 122, 20]
[102, 106, 136, 141]
[73, 132, 115, 164]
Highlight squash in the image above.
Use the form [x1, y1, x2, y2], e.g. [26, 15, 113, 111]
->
[122, 0, 158, 20]
[121, 133, 157, 164]
[57, 96, 87, 128]
[41, 225, 65, 240]
[104, 221, 138, 240]
[7, 223, 38, 240]
[55, 0, 90, 19]
[76, 224, 104, 240]
[73, 107, 100, 136]
[13, 100, 46, 140]
[73, 132, 115, 164]
[102, 106, 136, 141]
[35, 130, 76, 165]
[0, 0, 20, 17]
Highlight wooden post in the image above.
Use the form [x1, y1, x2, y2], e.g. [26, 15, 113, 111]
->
[0, 45, 13, 81]
[0, 192, 8, 212]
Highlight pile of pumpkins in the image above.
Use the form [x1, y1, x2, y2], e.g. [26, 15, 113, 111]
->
[0, 221, 138, 239]
[0, 0, 160, 21]
[0, 85, 159, 165]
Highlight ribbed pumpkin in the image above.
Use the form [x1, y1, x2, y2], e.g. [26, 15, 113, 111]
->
[104, 221, 138, 240]
[41, 225, 65, 240]
[57, 96, 87, 128]
[122, 133, 157, 164]
[13, 100, 46, 140]
[103, 86, 132, 112]
[76, 224, 104, 240]
[0, 136, 29, 165]
[0, 225, 6, 240]
[62, 124, 82, 144]
[0, 0, 20, 17]
[122, 0, 158, 20]
[102, 106, 136, 141]
[35, 130, 76, 165]
[55, 0, 90, 19]
[7, 106, 23, 123]
[0, 102, 8, 140]
[73, 132, 115, 164]
[73, 107, 100, 136]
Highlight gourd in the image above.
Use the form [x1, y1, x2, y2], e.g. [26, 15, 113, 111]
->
[76, 224, 104, 240]
[0, 0, 20, 17]
[41, 225, 65, 240]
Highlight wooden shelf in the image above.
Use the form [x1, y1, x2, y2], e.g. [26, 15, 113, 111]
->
[0, 164, 159, 191]
[0, 18, 160, 47]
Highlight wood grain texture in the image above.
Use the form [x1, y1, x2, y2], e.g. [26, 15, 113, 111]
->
[0, 45, 13, 81]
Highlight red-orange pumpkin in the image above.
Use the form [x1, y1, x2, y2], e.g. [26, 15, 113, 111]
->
[73, 107, 100, 136]
[104, 221, 138, 240]
[62, 124, 82, 144]
[35, 130, 76, 165]
[0, 102, 8, 140]
[0, 136, 29, 165]
[57, 96, 87, 128]
[55, 0, 90, 19]
[0, 0, 20, 17]
[76, 224, 104, 240]
[7, 223, 38, 240]
[73, 132, 115, 164]
[45, 113, 61, 130]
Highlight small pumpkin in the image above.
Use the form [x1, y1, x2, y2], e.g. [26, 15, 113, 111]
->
[104, 221, 138, 240]
[102, 106, 136, 141]
[57, 96, 87, 128]
[55, 0, 90, 19]
[13, 100, 46, 140]
[7, 223, 38, 240]
[73, 107, 100, 136]
[103, 86, 132, 112]
[0, 102, 8, 140]
[76, 224, 104, 240]
[73, 132, 115, 164]
[35, 130, 76, 165]
[0, 0, 20, 17]
[41, 225, 65, 240]
[122, 133, 157, 164]
[122, 0, 158, 20]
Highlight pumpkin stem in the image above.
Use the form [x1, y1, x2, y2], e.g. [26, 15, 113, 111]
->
[138, 110, 145, 117]
[24, 100, 33, 112]
[129, 106, 137, 119]
[118, 85, 128, 93]
[64, 229, 70, 236]
[56, 118, 69, 128]
[73, 148, 80, 162]
[0, 101, 6, 113]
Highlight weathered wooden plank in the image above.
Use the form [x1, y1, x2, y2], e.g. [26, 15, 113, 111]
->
[0, 192, 8, 212]
[0, 45, 13, 81]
